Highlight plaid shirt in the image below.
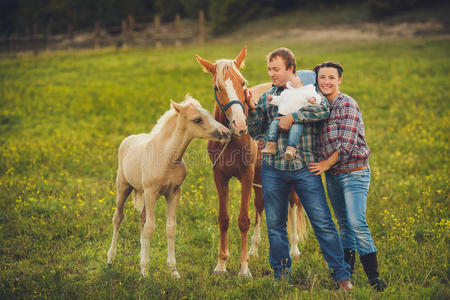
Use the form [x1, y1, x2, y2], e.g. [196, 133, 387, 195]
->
[319, 93, 370, 173]
[248, 85, 330, 171]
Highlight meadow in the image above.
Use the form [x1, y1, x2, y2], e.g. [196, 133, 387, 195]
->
[0, 38, 449, 299]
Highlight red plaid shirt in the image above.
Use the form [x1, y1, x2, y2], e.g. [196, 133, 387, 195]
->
[319, 93, 370, 173]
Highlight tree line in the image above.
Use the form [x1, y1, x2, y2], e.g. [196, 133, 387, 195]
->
[0, 0, 444, 36]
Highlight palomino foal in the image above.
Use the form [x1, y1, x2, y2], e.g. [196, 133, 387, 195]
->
[107, 95, 229, 277]
[196, 48, 308, 277]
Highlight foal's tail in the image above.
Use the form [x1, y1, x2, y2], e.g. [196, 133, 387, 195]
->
[296, 203, 308, 243]
[132, 190, 144, 213]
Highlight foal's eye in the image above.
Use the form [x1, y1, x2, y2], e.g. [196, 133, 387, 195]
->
[194, 118, 203, 124]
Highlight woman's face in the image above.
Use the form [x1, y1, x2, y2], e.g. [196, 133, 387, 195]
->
[317, 67, 342, 99]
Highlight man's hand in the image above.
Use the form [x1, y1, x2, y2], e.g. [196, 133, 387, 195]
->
[244, 88, 256, 112]
[274, 114, 294, 131]
[267, 95, 273, 102]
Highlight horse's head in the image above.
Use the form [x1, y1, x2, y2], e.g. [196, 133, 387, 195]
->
[171, 94, 230, 142]
[196, 47, 248, 136]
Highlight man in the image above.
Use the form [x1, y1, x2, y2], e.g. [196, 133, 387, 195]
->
[245, 48, 352, 290]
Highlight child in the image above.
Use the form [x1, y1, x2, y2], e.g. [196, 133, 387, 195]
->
[262, 82, 322, 160]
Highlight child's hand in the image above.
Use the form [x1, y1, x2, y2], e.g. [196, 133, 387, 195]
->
[267, 95, 273, 102]
[307, 97, 316, 104]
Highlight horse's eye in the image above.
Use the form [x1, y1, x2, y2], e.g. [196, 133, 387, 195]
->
[194, 118, 202, 124]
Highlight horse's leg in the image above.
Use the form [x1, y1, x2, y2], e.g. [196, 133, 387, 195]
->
[107, 171, 132, 263]
[288, 188, 301, 259]
[237, 169, 253, 277]
[165, 186, 181, 278]
[213, 171, 230, 275]
[249, 164, 264, 258]
[140, 188, 158, 276]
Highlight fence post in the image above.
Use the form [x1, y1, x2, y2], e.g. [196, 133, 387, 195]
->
[33, 22, 39, 56]
[94, 21, 100, 49]
[121, 19, 128, 48]
[128, 15, 135, 46]
[154, 15, 161, 48]
[67, 24, 74, 50]
[198, 10, 205, 44]
[174, 14, 181, 47]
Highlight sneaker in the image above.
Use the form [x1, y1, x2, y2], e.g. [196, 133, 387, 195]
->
[284, 146, 296, 160]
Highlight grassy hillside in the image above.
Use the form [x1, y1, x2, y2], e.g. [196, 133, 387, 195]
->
[0, 38, 449, 299]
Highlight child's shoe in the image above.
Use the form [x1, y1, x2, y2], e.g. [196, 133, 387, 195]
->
[261, 141, 277, 154]
[284, 146, 296, 160]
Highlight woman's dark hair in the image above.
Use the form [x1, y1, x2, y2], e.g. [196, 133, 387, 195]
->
[313, 61, 344, 78]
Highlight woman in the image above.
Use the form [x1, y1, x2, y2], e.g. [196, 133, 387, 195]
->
[308, 62, 387, 292]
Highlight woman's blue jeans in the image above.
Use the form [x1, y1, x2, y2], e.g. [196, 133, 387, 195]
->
[261, 162, 351, 281]
[267, 119, 303, 148]
[325, 168, 377, 256]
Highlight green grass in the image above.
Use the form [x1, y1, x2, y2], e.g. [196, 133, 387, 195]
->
[0, 38, 449, 299]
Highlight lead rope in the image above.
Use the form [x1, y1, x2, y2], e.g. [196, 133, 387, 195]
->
[211, 137, 231, 170]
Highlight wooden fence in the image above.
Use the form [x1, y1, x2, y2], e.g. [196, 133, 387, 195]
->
[0, 11, 207, 56]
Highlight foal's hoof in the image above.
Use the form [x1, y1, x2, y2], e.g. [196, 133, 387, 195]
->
[238, 270, 252, 278]
[213, 269, 228, 276]
[249, 247, 259, 258]
[171, 270, 181, 279]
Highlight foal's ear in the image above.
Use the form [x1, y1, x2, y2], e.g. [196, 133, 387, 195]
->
[196, 55, 216, 74]
[170, 100, 184, 113]
[234, 46, 247, 69]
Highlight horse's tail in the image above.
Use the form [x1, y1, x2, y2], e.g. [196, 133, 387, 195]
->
[132, 190, 144, 213]
[296, 203, 308, 243]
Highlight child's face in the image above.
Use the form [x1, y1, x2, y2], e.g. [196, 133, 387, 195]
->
[267, 56, 294, 87]
[317, 67, 342, 99]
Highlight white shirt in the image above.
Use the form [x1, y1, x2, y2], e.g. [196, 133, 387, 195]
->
[269, 82, 322, 116]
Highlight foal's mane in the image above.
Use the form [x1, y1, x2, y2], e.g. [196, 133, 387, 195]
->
[215, 59, 247, 87]
[148, 97, 201, 139]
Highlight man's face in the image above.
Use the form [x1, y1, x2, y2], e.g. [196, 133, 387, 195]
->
[317, 67, 342, 98]
[267, 56, 293, 87]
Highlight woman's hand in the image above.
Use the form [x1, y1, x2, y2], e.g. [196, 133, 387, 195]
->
[308, 161, 331, 175]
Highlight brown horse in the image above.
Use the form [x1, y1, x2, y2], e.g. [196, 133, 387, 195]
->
[196, 47, 307, 277]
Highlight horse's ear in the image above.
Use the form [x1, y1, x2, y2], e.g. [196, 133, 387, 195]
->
[234, 46, 247, 69]
[184, 93, 192, 101]
[196, 55, 216, 74]
[170, 100, 184, 113]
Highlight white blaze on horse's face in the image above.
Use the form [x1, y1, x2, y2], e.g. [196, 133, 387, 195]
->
[224, 78, 247, 136]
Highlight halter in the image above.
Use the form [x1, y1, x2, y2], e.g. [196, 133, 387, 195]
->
[214, 87, 246, 125]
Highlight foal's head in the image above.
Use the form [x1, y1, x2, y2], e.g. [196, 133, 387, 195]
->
[171, 94, 230, 142]
[196, 47, 248, 136]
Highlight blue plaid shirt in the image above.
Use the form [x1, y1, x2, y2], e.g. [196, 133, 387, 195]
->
[248, 71, 330, 171]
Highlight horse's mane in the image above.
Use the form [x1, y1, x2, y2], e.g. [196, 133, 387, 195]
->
[148, 96, 201, 138]
[215, 59, 247, 87]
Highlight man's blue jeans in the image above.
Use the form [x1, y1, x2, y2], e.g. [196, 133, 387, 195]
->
[267, 119, 303, 148]
[325, 168, 377, 256]
[261, 162, 351, 281]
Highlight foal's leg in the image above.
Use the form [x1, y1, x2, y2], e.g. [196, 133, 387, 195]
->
[107, 173, 132, 263]
[288, 188, 301, 259]
[249, 166, 264, 258]
[165, 186, 181, 278]
[213, 171, 230, 275]
[140, 188, 158, 276]
[237, 169, 254, 277]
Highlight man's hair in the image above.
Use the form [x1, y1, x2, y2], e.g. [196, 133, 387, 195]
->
[267, 48, 296, 74]
[313, 61, 344, 78]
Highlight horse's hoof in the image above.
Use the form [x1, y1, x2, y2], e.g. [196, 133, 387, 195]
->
[290, 250, 301, 259]
[171, 270, 181, 279]
[213, 269, 228, 276]
[249, 248, 259, 258]
[238, 270, 252, 278]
